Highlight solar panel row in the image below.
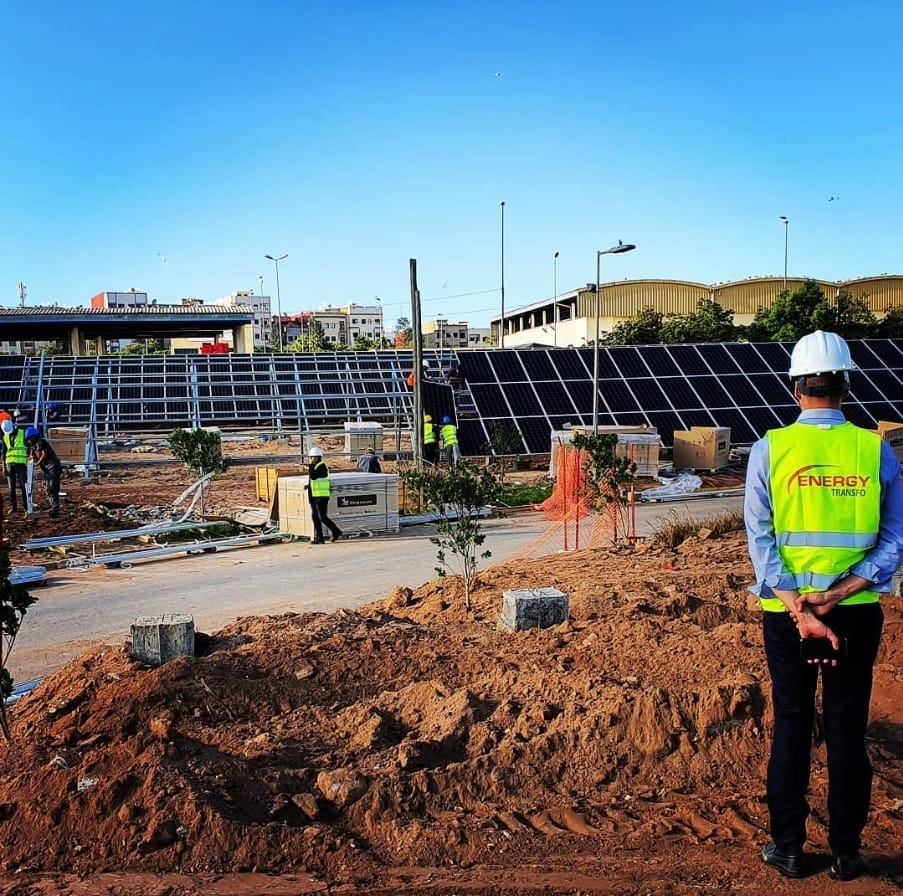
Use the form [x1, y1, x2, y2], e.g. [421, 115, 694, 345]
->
[1, 341, 900, 456]
[456, 341, 903, 454]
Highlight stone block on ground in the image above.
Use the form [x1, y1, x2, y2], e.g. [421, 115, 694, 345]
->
[131, 614, 195, 666]
[499, 588, 569, 632]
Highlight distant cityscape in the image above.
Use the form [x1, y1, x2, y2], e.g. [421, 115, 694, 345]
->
[0, 288, 493, 355]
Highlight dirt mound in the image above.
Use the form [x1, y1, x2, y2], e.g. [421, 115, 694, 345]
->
[1, 531, 902, 894]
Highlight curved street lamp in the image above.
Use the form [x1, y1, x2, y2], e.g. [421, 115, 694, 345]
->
[593, 241, 636, 432]
[264, 253, 288, 351]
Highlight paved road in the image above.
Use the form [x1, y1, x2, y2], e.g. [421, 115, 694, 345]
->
[10, 497, 744, 682]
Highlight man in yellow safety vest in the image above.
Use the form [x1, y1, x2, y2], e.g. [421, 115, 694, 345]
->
[745, 331, 903, 882]
[306, 446, 343, 544]
[423, 414, 438, 465]
[1, 417, 29, 513]
[440, 416, 460, 468]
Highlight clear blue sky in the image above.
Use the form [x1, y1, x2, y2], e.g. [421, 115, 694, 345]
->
[1, 0, 900, 330]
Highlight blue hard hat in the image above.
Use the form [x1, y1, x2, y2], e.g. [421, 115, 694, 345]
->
[25, 426, 40, 440]
[48, 402, 57, 410]
[442, 416, 451, 425]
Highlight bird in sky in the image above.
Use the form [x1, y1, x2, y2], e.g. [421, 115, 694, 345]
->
[828, 196, 840, 202]
[156, 252, 168, 264]
[494, 71, 502, 77]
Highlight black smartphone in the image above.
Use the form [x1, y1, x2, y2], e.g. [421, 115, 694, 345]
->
[800, 637, 848, 662]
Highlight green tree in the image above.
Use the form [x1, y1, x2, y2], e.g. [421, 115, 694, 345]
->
[400, 461, 503, 610]
[486, 420, 523, 482]
[602, 307, 663, 345]
[168, 427, 229, 514]
[0, 547, 37, 741]
[660, 298, 737, 343]
[118, 338, 165, 355]
[813, 289, 878, 339]
[168, 428, 228, 479]
[877, 306, 903, 338]
[395, 316, 413, 348]
[747, 279, 829, 342]
[571, 431, 637, 542]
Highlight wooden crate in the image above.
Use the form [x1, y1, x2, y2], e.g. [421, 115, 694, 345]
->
[255, 467, 279, 502]
[47, 427, 88, 462]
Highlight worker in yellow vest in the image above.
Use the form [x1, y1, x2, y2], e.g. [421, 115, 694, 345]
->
[1, 417, 29, 513]
[440, 416, 460, 468]
[306, 446, 342, 544]
[745, 331, 903, 882]
[423, 414, 438, 465]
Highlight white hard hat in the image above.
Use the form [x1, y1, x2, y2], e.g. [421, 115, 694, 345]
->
[788, 330, 855, 379]
[308, 446, 323, 457]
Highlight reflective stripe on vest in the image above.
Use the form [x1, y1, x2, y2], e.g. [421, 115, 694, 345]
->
[763, 421, 882, 611]
[424, 420, 436, 444]
[309, 461, 330, 498]
[440, 424, 457, 446]
[2, 429, 27, 465]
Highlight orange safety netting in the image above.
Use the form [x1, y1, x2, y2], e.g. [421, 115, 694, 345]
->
[540, 442, 591, 521]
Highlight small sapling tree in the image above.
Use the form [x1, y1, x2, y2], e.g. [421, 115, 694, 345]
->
[487, 420, 522, 483]
[571, 431, 637, 542]
[401, 461, 502, 610]
[0, 545, 37, 741]
[167, 427, 229, 514]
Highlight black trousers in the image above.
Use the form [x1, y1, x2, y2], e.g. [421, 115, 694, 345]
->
[41, 463, 62, 511]
[5, 463, 28, 510]
[310, 496, 340, 541]
[763, 603, 884, 855]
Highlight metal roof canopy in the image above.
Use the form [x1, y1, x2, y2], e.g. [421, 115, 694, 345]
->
[0, 305, 254, 340]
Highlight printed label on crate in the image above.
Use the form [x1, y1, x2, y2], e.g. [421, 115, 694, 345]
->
[337, 494, 378, 508]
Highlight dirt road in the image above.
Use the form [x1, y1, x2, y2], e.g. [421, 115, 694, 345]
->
[11, 498, 744, 682]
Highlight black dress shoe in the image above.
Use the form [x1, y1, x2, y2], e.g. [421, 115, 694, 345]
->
[331, 531, 343, 542]
[762, 842, 806, 878]
[831, 853, 868, 881]
[310, 538, 325, 545]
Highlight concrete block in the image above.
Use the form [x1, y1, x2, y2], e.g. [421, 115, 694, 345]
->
[131, 614, 195, 666]
[499, 588, 568, 632]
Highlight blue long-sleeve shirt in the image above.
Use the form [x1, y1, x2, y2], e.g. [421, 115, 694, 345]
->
[745, 408, 903, 597]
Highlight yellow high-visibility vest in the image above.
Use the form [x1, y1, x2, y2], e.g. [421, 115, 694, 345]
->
[309, 460, 331, 498]
[2, 429, 27, 465]
[440, 424, 458, 447]
[760, 421, 882, 611]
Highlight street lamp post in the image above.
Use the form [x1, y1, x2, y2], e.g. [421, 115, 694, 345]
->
[553, 251, 560, 348]
[264, 253, 287, 351]
[779, 216, 789, 293]
[592, 241, 636, 432]
[499, 200, 505, 348]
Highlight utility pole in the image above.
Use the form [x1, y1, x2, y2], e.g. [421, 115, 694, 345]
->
[410, 260, 423, 467]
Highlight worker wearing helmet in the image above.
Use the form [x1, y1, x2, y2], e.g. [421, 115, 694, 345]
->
[1, 417, 29, 513]
[422, 414, 438, 465]
[306, 446, 342, 544]
[25, 426, 63, 517]
[439, 415, 460, 468]
[744, 331, 903, 882]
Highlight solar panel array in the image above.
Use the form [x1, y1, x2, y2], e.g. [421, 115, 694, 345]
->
[1, 340, 900, 455]
[453, 340, 903, 455]
[0, 352, 456, 434]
